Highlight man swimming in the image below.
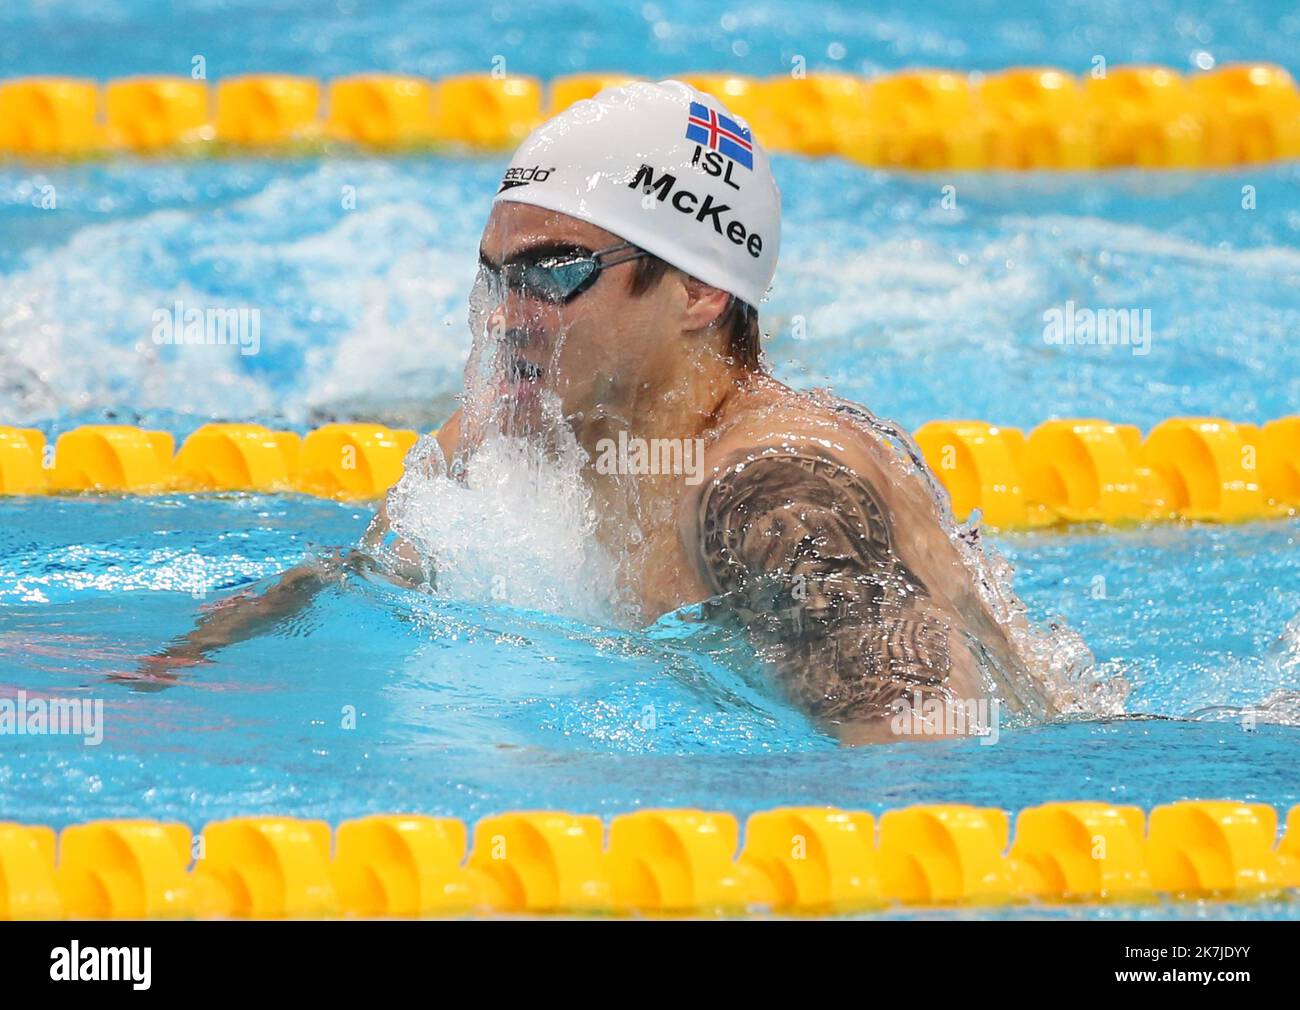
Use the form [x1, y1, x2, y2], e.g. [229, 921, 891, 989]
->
[146, 81, 1055, 743]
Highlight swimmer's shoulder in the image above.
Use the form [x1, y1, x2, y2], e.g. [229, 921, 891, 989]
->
[679, 382, 894, 547]
[699, 381, 892, 484]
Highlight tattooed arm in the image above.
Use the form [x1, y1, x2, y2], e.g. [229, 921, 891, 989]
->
[685, 440, 957, 743]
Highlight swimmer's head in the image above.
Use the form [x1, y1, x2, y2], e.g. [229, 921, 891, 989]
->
[468, 80, 781, 435]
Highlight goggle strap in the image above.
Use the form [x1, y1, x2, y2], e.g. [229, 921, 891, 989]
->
[595, 250, 650, 269]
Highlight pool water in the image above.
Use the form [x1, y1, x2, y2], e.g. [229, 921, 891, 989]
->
[2, 491, 1297, 824]
[1, 0, 1300, 918]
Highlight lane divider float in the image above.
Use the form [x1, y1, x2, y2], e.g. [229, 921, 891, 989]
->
[2, 416, 1295, 528]
[913, 415, 1300, 528]
[1, 800, 1298, 918]
[1, 65, 1298, 168]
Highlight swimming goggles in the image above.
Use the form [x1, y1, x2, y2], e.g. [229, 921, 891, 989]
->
[474, 241, 651, 305]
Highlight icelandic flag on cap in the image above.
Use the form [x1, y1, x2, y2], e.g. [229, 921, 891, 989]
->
[685, 100, 753, 170]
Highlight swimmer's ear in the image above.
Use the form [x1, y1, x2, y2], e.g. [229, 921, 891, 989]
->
[680, 275, 735, 331]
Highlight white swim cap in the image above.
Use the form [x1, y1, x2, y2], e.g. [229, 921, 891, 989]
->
[492, 79, 781, 309]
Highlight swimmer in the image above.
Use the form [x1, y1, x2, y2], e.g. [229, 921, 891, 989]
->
[145, 81, 1053, 743]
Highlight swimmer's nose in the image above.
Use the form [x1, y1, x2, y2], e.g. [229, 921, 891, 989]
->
[502, 326, 538, 352]
[487, 300, 549, 352]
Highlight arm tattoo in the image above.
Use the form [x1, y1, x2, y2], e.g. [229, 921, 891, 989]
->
[695, 448, 953, 721]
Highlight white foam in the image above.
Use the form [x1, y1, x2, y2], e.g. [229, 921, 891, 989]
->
[383, 428, 626, 626]
[0, 162, 481, 425]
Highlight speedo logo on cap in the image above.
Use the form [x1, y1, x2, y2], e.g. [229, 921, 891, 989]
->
[497, 165, 555, 192]
[629, 164, 763, 259]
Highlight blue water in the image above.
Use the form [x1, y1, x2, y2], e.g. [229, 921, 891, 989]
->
[1, 495, 1297, 822]
[3, 158, 1298, 433]
[1, 0, 1299, 917]
[2, 0, 1299, 81]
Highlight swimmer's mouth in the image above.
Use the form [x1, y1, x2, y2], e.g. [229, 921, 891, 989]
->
[496, 357, 544, 404]
[511, 358, 544, 383]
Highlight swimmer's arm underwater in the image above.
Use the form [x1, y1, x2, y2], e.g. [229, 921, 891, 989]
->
[684, 438, 954, 746]
[133, 502, 425, 682]
[136, 419, 464, 681]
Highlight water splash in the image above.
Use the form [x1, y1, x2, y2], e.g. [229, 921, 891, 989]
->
[1190, 691, 1300, 728]
[1189, 615, 1300, 727]
[382, 428, 627, 626]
